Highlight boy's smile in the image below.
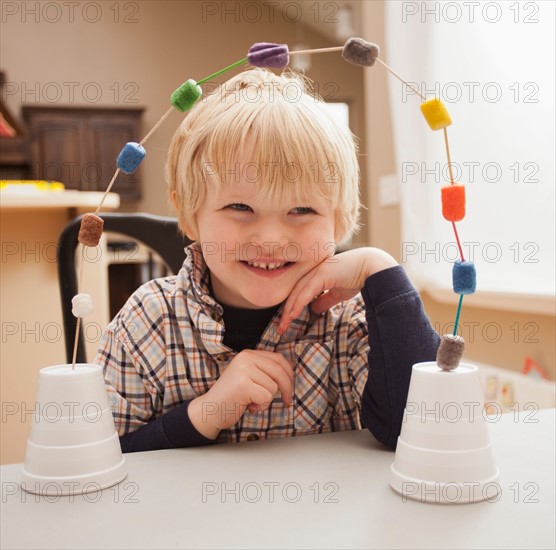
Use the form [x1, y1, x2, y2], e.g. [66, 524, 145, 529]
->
[241, 259, 294, 276]
[187, 179, 336, 309]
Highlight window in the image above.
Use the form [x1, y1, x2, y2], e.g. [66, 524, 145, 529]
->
[386, 1, 555, 313]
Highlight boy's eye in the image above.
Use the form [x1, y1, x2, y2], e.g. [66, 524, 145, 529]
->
[226, 203, 252, 212]
[290, 206, 317, 215]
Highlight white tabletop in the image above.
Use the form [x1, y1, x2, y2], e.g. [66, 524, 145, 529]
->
[0, 190, 120, 209]
[1, 409, 555, 550]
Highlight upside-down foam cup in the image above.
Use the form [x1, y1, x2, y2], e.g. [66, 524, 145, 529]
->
[21, 364, 126, 496]
[390, 362, 500, 504]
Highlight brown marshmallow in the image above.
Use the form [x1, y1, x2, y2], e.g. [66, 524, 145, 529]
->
[436, 334, 465, 371]
[78, 213, 104, 247]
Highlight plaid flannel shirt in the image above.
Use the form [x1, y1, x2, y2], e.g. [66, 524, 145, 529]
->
[97, 242, 369, 443]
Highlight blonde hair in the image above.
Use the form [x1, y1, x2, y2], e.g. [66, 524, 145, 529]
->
[166, 68, 361, 242]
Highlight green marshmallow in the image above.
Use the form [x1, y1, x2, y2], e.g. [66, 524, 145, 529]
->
[170, 79, 202, 112]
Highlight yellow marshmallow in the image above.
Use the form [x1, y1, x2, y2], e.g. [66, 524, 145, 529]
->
[420, 98, 452, 131]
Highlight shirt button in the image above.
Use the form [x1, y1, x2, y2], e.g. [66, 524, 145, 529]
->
[246, 434, 259, 441]
[215, 353, 229, 362]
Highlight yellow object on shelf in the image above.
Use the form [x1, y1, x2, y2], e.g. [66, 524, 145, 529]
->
[0, 180, 65, 192]
[420, 98, 452, 131]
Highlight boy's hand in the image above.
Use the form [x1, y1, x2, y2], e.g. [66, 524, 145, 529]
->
[278, 247, 398, 335]
[188, 349, 294, 439]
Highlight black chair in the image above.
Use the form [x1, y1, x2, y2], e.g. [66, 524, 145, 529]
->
[58, 212, 191, 364]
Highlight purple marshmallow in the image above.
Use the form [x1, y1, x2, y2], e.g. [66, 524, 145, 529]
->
[247, 42, 289, 68]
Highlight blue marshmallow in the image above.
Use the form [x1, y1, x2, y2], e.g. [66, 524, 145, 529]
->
[452, 260, 476, 294]
[117, 142, 146, 174]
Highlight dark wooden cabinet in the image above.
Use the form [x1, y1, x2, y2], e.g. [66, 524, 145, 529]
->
[0, 135, 30, 180]
[0, 72, 31, 179]
[22, 106, 144, 200]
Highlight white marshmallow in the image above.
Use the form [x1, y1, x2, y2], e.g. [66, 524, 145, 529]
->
[71, 293, 94, 317]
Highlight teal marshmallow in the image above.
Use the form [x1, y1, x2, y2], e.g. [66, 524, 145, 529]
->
[117, 142, 146, 174]
[170, 79, 202, 112]
[452, 260, 476, 294]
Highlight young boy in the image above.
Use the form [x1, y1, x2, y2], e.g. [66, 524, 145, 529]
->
[97, 68, 440, 452]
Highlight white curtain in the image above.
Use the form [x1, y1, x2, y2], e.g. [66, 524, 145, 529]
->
[385, 1, 555, 311]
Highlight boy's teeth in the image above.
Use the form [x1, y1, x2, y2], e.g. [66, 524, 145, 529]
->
[247, 261, 286, 270]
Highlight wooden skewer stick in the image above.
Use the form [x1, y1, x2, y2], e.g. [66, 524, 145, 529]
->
[94, 167, 121, 214]
[71, 248, 87, 370]
[71, 316, 81, 370]
[290, 46, 343, 55]
[140, 106, 174, 147]
[375, 58, 425, 101]
[443, 127, 455, 185]
[290, 46, 426, 101]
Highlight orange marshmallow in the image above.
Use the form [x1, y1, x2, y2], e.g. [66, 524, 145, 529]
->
[441, 184, 466, 222]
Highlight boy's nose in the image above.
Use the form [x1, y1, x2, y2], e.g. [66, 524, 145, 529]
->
[248, 220, 291, 250]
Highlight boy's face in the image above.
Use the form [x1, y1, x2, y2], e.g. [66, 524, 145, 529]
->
[187, 179, 336, 309]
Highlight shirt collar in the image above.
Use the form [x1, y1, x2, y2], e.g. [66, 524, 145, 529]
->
[181, 242, 223, 315]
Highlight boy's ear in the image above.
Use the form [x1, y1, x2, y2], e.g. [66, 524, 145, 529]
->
[171, 191, 199, 241]
[170, 190, 179, 213]
[184, 223, 199, 242]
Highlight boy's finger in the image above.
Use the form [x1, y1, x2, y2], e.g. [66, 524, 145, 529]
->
[242, 350, 294, 408]
[263, 366, 293, 405]
[250, 350, 294, 379]
[252, 359, 293, 405]
[287, 279, 326, 324]
[309, 288, 347, 314]
[278, 274, 320, 333]
[278, 289, 302, 333]
[246, 383, 276, 408]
